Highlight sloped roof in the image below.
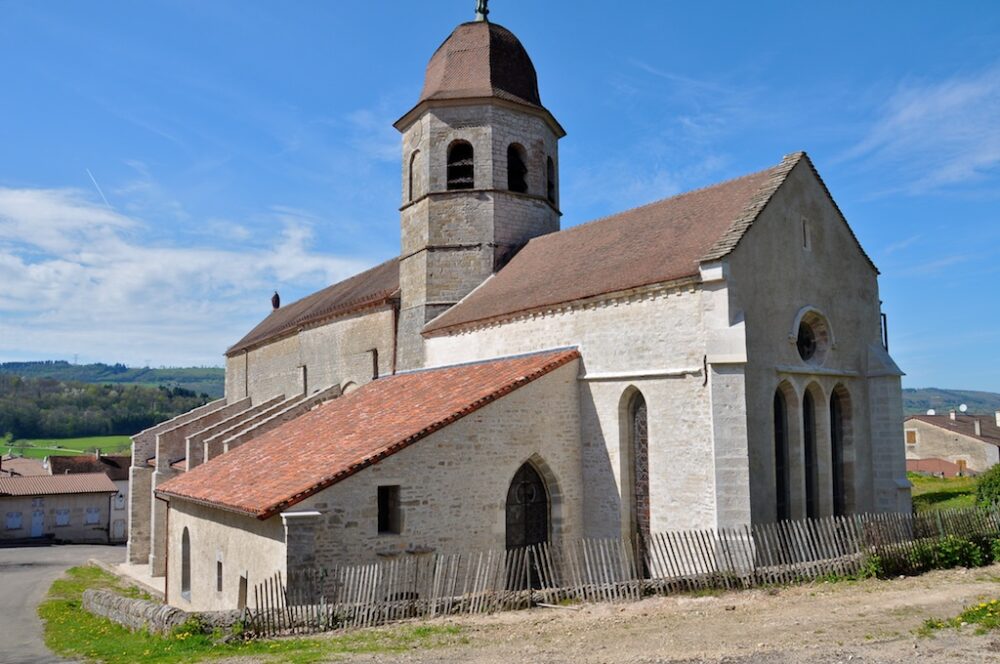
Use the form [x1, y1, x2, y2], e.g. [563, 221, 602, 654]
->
[425, 154, 799, 334]
[0, 472, 117, 496]
[0, 456, 47, 477]
[48, 455, 131, 481]
[158, 348, 580, 518]
[906, 414, 1000, 448]
[227, 258, 399, 356]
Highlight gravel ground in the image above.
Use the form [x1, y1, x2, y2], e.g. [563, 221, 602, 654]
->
[290, 564, 1000, 663]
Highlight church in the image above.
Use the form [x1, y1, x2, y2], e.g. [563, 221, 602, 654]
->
[126, 4, 911, 611]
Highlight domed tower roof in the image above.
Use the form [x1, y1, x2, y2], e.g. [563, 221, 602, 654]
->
[395, 19, 563, 135]
[419, 21, 542, 109]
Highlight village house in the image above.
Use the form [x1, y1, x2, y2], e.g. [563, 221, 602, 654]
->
[48, 454, 131, 542]
[1, 473, 117, 543]
[124, 5, 910, 611]
[905, 411, 1000, 476]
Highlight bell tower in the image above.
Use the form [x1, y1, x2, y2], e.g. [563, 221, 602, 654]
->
[393, 6, 565, 369]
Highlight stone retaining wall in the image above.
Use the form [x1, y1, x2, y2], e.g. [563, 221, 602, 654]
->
[82, 590, 241, 635]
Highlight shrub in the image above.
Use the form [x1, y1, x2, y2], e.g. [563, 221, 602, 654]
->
[933, 535, 984, 569]
[858, 554, 885, 579]
[991, 538, 1000, 563]
[906, 541, 936, 574]
[977, 465, 1000, 508]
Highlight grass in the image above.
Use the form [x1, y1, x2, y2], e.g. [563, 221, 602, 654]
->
[5, 435, 131, 459]
[40, 564, 465, 664]
[908, 472, 978, 512]
[918, 598, 1000, 636]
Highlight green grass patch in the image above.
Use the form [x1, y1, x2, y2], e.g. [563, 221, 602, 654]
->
[918, 598, 1000, 636]
[5, 435, 131, 458]
[908, 472, 978, 512]
[40, 564, 464, 664]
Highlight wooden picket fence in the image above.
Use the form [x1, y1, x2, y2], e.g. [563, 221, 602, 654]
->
[246, 507, 1000, 638]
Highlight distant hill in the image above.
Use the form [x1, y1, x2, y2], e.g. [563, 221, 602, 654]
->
[0, 361, 224, 398]
[903, 388, 1000, 416]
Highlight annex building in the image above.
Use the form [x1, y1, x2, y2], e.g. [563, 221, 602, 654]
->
[125, 6, 911, 611]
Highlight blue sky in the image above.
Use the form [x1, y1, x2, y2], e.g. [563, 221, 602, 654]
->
[1, 1, 998, 391]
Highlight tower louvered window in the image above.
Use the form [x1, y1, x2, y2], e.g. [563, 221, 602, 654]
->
[447, 141, 475, 190]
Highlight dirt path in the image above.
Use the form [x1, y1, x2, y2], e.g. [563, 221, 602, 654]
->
[320, 564, 1000, 663]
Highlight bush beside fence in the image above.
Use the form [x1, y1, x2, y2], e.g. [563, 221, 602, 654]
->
[247, 507, 1000, 638]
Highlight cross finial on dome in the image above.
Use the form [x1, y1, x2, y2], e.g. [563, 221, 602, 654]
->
[475, 0, 489, 22]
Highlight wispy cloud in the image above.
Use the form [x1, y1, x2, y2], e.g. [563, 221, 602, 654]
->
[896, 253, 974, 277]
[0, 187, 372, 366]
[842, 65, 1000, 192]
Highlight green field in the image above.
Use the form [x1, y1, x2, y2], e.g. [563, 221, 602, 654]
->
[4, 435, 131, 459]
[909, 472, 979, 512]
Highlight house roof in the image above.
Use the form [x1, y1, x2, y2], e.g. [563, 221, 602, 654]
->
[906, 414, 1000, 447]
[48, 455, 131, 481]
[425, 153, 801, 334]
[0, 472, 117, 497]
[157, 347, 580, 519]
[226, 258, 399, 356]
[0, 456, 48, 477]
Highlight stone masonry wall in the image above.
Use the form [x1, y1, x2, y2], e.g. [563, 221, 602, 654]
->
[225, 306, 396, 403]
[167, 500, 286, 612]
[725, 159, 910, 522]
[289, 360, 583, 568]
[424, 286, 718, 537]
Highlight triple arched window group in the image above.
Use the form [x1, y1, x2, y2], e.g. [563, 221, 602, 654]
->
[773, 383, 852, 521]
[441, 140, 557, 204]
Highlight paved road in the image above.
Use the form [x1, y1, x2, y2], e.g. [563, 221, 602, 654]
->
[0, 544, 123, 664]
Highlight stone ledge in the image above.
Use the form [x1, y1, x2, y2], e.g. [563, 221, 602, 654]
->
[82, 589, 242, 635]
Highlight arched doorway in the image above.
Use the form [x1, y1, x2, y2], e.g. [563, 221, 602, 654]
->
[505, 463, 549, 551]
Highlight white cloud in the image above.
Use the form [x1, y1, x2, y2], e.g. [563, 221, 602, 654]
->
[0, 187, 373, 366]
[843, 66, 1000, 191]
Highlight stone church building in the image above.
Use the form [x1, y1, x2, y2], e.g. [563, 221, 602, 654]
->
[126, 8, 910, 611]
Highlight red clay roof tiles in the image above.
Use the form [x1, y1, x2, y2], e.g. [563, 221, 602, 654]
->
[0, 472, 117, 496]
[157, 348, 580, 519]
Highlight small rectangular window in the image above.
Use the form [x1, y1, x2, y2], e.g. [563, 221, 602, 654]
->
[905, 430, 917, 444]
[217, 560, 223, 592]
[378, 485, 401, 535]
[958, 459, 968, 473]
[5, 512, 22, 530]
[85, 507, 100, 525]
[55, 509, 70, 527]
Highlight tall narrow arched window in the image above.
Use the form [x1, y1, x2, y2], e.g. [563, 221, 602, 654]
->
[546, 156, 556, 204]
[629, 392, 650, 548]
[803, 390, 819, 519]
[447, 141, 474, 190]
[830, 386, 852, 516]
[408, 150, 422, 202]
[773, 389, 790, 521]
[507, 143, 528, 193]
[181, 527, 191, 600]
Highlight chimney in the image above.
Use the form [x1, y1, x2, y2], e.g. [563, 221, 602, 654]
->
[94, 448, 101, 459]
[950, 410, 957, 420]
[975, 419, 983, 437]
[995, 411, 1000, 428]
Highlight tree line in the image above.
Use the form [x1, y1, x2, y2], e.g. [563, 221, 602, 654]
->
[0, 373, 212, 440]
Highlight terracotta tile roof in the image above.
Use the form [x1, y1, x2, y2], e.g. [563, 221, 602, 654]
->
[48, 455, 131, 481]
[227, 258, 399, 356]
[0, 456, 48, 477]
[906, 414, 1000, 447]
[425, 155, 796, 334]
[418, 21, 542, 110]
[158, 348, 580, 518]
[0, 472, 117, 496]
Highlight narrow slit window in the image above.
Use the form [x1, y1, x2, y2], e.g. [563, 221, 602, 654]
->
[546, 156, 556, 204]
[802, 218, 812, 251]
[217, 560, 223, 592]
[378, 485, 401, 534]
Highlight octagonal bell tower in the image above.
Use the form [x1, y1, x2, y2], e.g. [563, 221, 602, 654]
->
[394, 7, 565, 369]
